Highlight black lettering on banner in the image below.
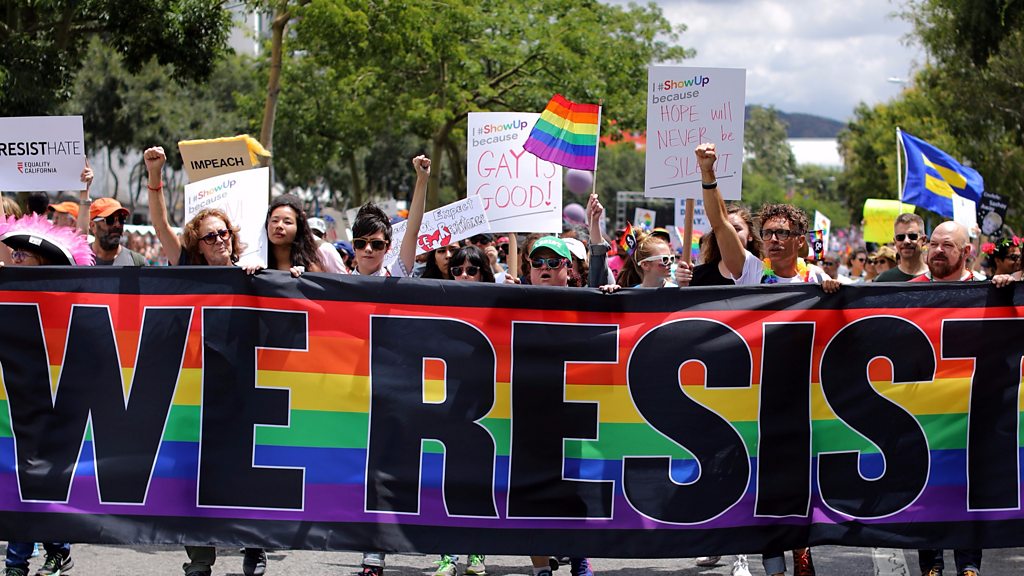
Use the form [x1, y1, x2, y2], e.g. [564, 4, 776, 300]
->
[756, 322, 815, 517]
[0, 304, 191, 503]
[623, 319, 751, 524]
[942, 319, 1024, 511]
[818, 316, 932, 518]
[366, 316, 498, 517]
[508, 322, 617, 519]
[198, 308, 306, 510]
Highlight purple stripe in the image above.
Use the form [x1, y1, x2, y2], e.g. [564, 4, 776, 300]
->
[0, 475, 1020, 529]
[523, 138, 596, 171]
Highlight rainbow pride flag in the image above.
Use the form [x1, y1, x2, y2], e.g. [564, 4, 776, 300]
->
[523, 94, 600, 171]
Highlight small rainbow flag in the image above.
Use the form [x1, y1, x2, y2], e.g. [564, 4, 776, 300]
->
[523, 94, 601, 171]
[618, 222, 637, 255]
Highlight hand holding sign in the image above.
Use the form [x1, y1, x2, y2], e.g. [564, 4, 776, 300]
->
[80, 158, 94, 191]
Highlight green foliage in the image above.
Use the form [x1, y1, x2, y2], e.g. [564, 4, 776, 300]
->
[0, 0, 232, 116]
[744, 105, 796, 182]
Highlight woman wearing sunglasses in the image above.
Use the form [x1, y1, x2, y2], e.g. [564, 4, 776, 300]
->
[597, 232, 682, 293]
[449, 245, 496, 283]
[145, 146, 247, 268]
[421, 243, 463, 279]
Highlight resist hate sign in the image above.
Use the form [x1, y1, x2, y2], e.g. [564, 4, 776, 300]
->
[184, 167, 270, 266]
[467, 112, 562, 233]
[0, 116, 86, 192]
[645, 67, 746, 200]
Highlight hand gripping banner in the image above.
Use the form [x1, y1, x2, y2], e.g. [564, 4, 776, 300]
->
[0, 267, 1022, 556]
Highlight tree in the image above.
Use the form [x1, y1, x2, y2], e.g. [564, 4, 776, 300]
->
[744, 105, 796, 183]
[0, 1, 232, 116]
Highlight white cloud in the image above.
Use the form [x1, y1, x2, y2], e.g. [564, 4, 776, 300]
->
[650, 0, 923, 120]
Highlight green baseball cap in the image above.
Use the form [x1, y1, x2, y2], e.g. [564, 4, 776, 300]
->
[530, 236, 571, 260]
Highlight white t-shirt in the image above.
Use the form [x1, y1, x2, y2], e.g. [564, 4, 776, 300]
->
[351, 258, 409, 278]
[731, 250, 828, 285]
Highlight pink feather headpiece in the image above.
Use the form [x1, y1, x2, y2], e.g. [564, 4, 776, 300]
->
[0, 213, 94, 266]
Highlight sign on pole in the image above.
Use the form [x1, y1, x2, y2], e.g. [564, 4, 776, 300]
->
[382, 196, 491, 270]
[813, 210, 832, 252]
[645, 67, 746, 200]
[863, 199, 916, 244]
[0, 116, 86, 192]
[977, 191, 1009, 236]
[179, 135, 266, 182]
[634, 208, 656, 231]
[467, 112, 562, 232]
[184, 167, 270, 266]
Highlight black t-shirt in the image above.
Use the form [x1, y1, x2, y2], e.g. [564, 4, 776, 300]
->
[691, 262, 735, 286]
[176, 248, 193, 266]
[874, 267, 918, 282]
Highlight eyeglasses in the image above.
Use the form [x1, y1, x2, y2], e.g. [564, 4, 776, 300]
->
[761, 228, 799, 240]
[639, 254, 676, 267]
[353, 237, 388, 251]
[450, 265, 480, 277]
[10, 250, 38, 264]
[93, 214, 127, 226]
[530, 257, 568, 269]
[867, 258, 878, 264]
[895, 233, 921, 242]
[821, 260, 836, 266]
[199, 229, 232, 245]
[1007, 254, 1022, 262]
[855, 257, 866, 262]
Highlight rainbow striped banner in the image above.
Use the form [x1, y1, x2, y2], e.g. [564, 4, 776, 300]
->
[523, 94, 600, 171]
[0, 267, 1022, 555]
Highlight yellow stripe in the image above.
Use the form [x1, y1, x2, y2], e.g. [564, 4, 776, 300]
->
[922, 155, 968, 189]
[539, 109, 599, 136]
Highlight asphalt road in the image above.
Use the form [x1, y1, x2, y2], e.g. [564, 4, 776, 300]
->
[14, 545, 1023, 575]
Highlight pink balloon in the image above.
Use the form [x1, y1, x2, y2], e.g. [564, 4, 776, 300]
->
[565, 169, 594, 195]
[563, 203, 586, 225]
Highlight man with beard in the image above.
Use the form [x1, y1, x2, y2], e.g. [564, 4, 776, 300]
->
[875, 213, 928, 282]
[910, 221, 976, 282]
[88, 198, 147, 266]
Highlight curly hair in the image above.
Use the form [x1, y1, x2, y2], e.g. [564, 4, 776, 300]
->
[266, 194, 322, 271]
[181, 208, 245, 265]
[759, 203, 808, 235]
[615, 232, 670, 287]
[701, 203, 763, 264]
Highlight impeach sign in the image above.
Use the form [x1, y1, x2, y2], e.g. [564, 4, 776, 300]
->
[178, 137, 255, 182]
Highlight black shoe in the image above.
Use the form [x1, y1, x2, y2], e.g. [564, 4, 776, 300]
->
[242, 548, 267, 576]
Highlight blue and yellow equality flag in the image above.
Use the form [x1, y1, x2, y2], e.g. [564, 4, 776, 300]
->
[899, 130, 984, 218]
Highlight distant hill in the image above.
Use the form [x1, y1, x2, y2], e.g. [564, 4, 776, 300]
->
[746, 106, 846, 138]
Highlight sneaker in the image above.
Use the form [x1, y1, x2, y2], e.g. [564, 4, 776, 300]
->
[4, 569, 28, 576]
[793, 548, 815, 576]
[434, 555, 458, 576]
[362, 566, 384, 576]
[536, 570, 553, 576]
[36, 551, 73, 576]
[466, 555, 486, 576]
[549, 557, 571, 571]
[185, 572, 211, 576]
[731, 555, 751, 576]
[696, 556, 721, 567]
[243, 548, 267, 576]
[569, 558, 593, 576]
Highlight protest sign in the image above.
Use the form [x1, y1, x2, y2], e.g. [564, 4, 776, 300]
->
[0, 116, 86, 192]
[320, 207, 345, 242]
[184, 167, 269, 265]
[813, 210, 831, 252]
[675, 199, 711, 235]
[952, 194, 978, 237]
[645, 67, 746, 200]
[634, 208, 656, 231]
[467, 112, 562, 232]
[1, 269, 1023, 555]
[382, 196, 491, 269]
[863, 199, 916, 244]
[178, 135, 269, 182]
[978, 191, 1009, 236]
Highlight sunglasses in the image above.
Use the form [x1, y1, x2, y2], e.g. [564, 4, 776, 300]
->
[199, 229, 232, 245]
[353, 237, 388, 251]
[450, 265, 480, 277]
[867, 258, 878, 264]
[855, 257, 866, 262]
[530, 257, 568, 269]
[639, 254, 676, 267]
[761, 228, 799, 240]
[895, 233, 922, 242]
[10, 249, 38, 264]
[93, 214, 127, 226]
[1007, 254, 1022, 262]
[821, 260, 836, 266]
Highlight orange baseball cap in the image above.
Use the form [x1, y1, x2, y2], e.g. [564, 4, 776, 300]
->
[89, 197, 130, 221]
[47, 201, 80, 219]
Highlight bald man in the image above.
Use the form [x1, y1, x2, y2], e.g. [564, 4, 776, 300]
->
[910, 221, 973, 282]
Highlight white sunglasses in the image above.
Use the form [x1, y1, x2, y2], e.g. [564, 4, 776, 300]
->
[638, 254, 675, 266]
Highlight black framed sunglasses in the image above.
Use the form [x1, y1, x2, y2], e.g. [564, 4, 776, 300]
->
[92, 214, 127, 226]
[761, 228, 798, 240]
[895, 233, 921, 242]
[199, 229, 232, 245]
[450, 265, 480, 277]
[530, 257, 568, 269]
[353, 238, 388, 251]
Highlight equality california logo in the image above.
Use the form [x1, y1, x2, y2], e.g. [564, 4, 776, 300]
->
[16, 162, 23, 173]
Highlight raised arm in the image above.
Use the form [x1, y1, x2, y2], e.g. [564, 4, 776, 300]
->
[399, 155, 431, 274]
[77, 158, 93, 235]
[144, 146, 183, 265]
[697, 143, 747, 278]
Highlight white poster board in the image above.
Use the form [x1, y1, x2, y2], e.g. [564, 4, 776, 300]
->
[952, 193, 978, 238]
[0, 116, 86, 192]
[634, 208, 657, 231]
[184, 167, 270, 266]
[813, 210, 832, 252]
[179, 139, 254, 182]
[675, 199, 712, 235]
[467, 112, 562, 232]
[645, 67, 746, 200]
[382, 196, 492, 270]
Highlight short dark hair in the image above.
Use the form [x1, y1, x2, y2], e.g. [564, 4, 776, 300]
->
[759, 203, 808, 234]
[894, 212, 924, 230]
[352, 202, 392, 243]
[450, 245, 496, 283]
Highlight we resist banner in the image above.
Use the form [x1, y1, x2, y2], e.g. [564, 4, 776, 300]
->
[0, 268, 1022, 555]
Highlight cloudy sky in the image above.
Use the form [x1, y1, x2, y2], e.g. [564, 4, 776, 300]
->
[651, 0, 924, 121]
